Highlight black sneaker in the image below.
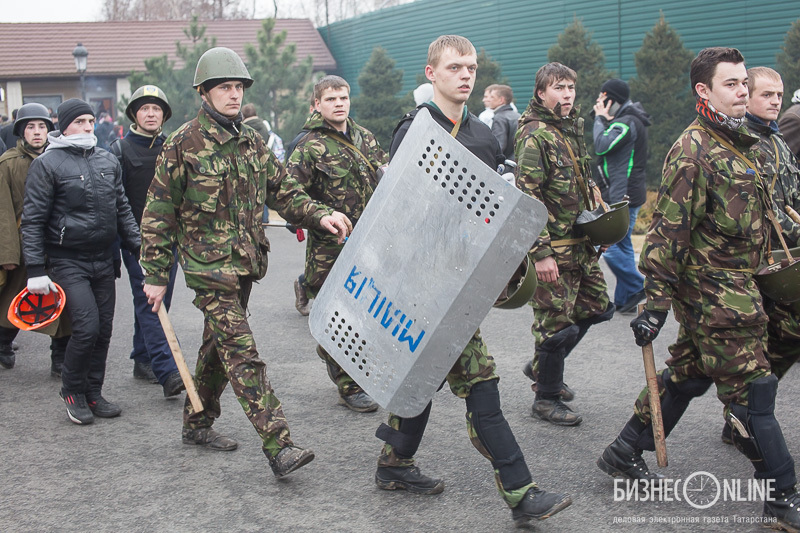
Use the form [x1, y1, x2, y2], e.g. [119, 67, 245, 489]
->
[339, 390, 379, 413]
[87, 395, 122, 418]
[531, 398, 582, 426]
[0, 344, 15, 369]
[162, 372, 186, 397]
[522, 361, 574, 402]
[375, 464, 445, 494]
[764, 487, 800, 532]
[133, 361, 158, 383]
[60, 392, 94, 425]
[597, 437, 664, 481]
[511, 486, 572, 526]
[267, 446, 315, 477]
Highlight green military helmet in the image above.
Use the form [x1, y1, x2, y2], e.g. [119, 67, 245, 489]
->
[193, 47, 253, 89]
[755, 247, 800, 304]
[494, 254, 538, 309]
[575, 200, 630, 246]
[13, 103, 54, 137]
[125, 85, 172, 123]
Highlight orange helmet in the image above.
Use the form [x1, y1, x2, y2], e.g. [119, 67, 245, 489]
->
[7, 284, 66, 331]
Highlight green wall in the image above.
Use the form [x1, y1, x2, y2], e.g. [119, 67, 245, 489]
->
[320, 0, 800, 105]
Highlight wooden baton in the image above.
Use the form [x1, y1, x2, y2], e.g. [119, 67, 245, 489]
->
[639, 303, 668, 467]
[157, 305, 204, 413]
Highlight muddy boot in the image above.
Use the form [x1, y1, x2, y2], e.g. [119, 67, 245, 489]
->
[511, 486, 572, 525]
[531, 396, 582, 426]
[267, 446, 315, 477]
[375, 463, 444, 494]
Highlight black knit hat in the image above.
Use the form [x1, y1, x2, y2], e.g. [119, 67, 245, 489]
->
[57, 98, 94, 133]
[600, 79, 630, 104]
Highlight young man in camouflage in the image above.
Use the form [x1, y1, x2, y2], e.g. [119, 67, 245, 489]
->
[0, 103, 70, 373]
[140, 47, 351, 478]
[597, 48, 800, 531]
[514, 63, 614, 427]
[285, 75, 386, 413]
[373, 35, 572, 527]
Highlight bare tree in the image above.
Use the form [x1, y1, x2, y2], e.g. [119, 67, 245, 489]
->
[102, 0, 248, 20]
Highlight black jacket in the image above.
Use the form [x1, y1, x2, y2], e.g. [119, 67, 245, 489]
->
[491, 103, 521, 161]
[592, 100, 651, 208]
[21, 140, 140, 277]
[391, 103, 504, 169]
[110, 131, 166, 225]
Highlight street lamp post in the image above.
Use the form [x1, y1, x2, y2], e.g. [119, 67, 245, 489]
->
[72, 43, 89, 102]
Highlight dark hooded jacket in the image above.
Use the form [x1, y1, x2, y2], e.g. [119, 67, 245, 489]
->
[592, 100, 651, 207]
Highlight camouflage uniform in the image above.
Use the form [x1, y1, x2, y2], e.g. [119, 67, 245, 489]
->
[746, 115, 800, 378]
[286, 112, 387, 395]
[633, 115, 772, 425]
[140, 106, 333, 457]
[514, 100, 612, 387]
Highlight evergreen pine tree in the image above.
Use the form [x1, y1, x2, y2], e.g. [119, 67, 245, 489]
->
[777, 18, 800, 111]
[630, 13, 695, 188]
[245, 18, 315, 142]
[352, 46, 411, 149]
[467, 49, 506, 114]
[548, 16, 614, 149]
[123, 16, 214, 134]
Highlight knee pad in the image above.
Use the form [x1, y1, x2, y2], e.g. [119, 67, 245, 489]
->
[729, 375, 796, 489]
[539, 324, 580, 353]
[466, 380, 531, 490]
[375, 401, 432, 458]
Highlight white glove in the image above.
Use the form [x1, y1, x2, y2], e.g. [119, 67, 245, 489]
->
[501, 172, 516, 187]
[28, 275, 57, 295]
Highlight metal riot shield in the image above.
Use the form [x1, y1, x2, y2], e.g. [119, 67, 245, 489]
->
[309, 108, 548, 417]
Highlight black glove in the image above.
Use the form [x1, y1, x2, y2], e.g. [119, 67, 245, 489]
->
[113, 259, 122, 279]
[630, 309, 668, 347]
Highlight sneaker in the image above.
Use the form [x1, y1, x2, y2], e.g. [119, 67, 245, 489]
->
[182, 427, 238, 451]
[339, 390, 379, 413]
[531, 398, 582, 426]
[0, 344, 15, 369]
[597, 437, 664, 481]
[294, 279, 311, 316]
[616, 290, 646, 315]
[133, 361, 158, 383]
[60, 392, 94, 425]
[511, 486, 572, 525]
[764, 486, 800, 532]
[375, 464, 445, 494]
[721, 423, 733, 445]
[267, 446, 315, 477]
[162, 372, 186, 398]
[522, 361, 574, 402]
[87, 395, 122, 418]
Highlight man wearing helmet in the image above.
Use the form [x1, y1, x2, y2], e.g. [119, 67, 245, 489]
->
[140, 47, 350, 478]
[22, 98, 141, 425]
[0, 103, 71, 373]
[110, 85, 184, 398]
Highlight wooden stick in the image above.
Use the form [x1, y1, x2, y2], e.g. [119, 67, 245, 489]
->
[157, 306, 204, 413]
[639, 303, 668, 467]
[786, 205, 800, 225]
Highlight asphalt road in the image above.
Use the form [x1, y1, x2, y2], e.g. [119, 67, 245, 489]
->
[1, 225, 797, 532]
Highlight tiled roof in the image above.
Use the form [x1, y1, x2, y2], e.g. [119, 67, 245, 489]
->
[0, 19, 336, 79]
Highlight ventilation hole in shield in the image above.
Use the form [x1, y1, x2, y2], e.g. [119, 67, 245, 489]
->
[426, 146, 431, 152]
[441, 182, 446, 189]
[330, 336, 335, 341]
[344, 350, 349, 356]
[449, 189, 455, 195]
[365, 371, 370, 377]
[458, 196, 463, 202]
[418, 161, 423, 166]
[467, 203, 472, 209]
[351, 357, 356, 363]
[446, 152, 451, 159]
[430, 139, 435, 145]
[476, 211, 481, 217]
[426, 168, 431, 174]
[358, 365, 363, 370]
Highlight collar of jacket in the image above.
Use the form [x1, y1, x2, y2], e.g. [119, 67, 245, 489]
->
[125, 126, 166, 147]
[745, 113, 780, 135]
[424, 101, 469, 124]
[302, 110, 354, 138]
[197, 106, 249, 146]
[697, 114, 760, 151]
[520, 99, 581, 137]
[17, 138, 45, 159]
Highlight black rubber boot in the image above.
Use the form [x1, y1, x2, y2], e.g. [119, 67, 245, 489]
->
[267, 446, 315, 477]
[597, 415, 664, 481]
[511, 486, 572, 525]
[764, 486, 800, 532]
[375, 463, 445, 494]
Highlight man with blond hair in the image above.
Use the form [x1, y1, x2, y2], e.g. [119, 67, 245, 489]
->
[372, 35, 572, 527]
[483, 83, 520, 160]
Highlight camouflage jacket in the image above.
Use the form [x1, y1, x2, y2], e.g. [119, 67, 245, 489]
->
[746, 115, 800, 248]
[641, 116, 770, 332]
[286, 112, 386, 228]
[515, 100, 595, 265]
[140, 107, 334, 290]
[0, 140, 40, 266]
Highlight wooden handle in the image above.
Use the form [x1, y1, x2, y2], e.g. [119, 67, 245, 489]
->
[639, 303, 668, 467]
[786, 205, 800, 225]
[158, 305, 204, 413]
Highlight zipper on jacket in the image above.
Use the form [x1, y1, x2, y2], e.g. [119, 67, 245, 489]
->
[59, 226, 66, 245]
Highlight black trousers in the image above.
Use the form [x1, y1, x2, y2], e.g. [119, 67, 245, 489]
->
[49, 258, 115, 396]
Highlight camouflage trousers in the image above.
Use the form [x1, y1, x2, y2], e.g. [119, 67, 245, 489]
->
[767, 303, 800, 379]
[378, 331, 536, 506]
[529, 258, 610, 372]
[316, 344, 364, 396]
[184, 277, 292, 457]
[633, 322, 771, 424]
[302, 232, 343, 299]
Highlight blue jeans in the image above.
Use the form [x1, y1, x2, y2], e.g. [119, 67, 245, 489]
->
[121, 248, 179, 384]
[602, 205, 645, 307]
